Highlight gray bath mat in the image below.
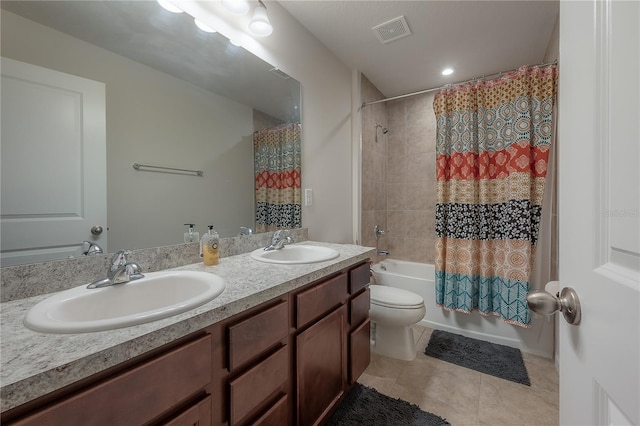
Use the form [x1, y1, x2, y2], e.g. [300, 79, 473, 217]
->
[326, 383, 450, 426]
[424, 330, 531, 386]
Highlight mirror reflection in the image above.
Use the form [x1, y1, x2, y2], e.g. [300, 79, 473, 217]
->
[0, 1, 302, 266]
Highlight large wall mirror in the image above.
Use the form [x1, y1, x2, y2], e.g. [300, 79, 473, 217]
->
[1, 1, 302, 266]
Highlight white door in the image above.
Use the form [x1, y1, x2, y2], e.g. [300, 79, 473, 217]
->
[1, 57, 107, 266]
[558, 1, 639, 424]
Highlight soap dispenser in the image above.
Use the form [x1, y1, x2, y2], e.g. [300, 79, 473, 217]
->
[200, 226, 219, 266]
[184, 224, 199, 243]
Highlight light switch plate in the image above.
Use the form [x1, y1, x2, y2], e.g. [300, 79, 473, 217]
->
[305, 188, 313, 206]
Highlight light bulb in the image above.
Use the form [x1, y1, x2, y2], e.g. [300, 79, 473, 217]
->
[222, 0, 250, 15]
[248, 2, 273, 37]
[194, 18, 216, 33]
[442, 68, 454, 76]
[156, 0, 183, 13]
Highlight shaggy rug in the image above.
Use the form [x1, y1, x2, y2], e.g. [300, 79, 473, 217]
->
[325, 383, 450, 426]
[424, 330, 531, 386]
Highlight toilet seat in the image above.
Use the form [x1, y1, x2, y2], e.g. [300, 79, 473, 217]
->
[369, 285, 426, 361]
[370, 285, 424, 309]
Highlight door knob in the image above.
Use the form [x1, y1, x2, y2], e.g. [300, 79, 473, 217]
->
[527, 284, 581, 325]
[91, 225, 103, 235]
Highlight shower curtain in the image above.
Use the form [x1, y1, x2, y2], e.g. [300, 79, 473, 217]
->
[254, 123, 302, 233]
[434, 64, 558, 327]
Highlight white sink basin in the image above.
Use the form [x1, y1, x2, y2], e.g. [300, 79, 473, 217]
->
[250, 244, 339, 264]
[24, 271, 225, 334]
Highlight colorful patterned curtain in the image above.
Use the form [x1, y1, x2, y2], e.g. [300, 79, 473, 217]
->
[254, 123, 302, 233]
[434, 65, 558, 327]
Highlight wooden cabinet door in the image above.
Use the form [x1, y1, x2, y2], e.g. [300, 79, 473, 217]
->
[162, 395, 212, 426]
[251, 395, 289, 426]
[228, 346, 288, 425]
[295, 305, 346, 426]
[228, 301, 289, 371]
[295, 273, 347, 329]
[11, 335, 212, 426]
[348, 319, 371, 384]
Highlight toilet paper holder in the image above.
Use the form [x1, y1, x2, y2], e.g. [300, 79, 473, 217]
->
[527, 282, 581, 325]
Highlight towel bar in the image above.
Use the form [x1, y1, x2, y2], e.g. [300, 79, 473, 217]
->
[132, 163, 203, 176]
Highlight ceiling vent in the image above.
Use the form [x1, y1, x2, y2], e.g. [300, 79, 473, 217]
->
[372, 16, 411, 44]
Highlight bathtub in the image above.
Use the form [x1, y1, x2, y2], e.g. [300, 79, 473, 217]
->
[371, 259, 554, 358]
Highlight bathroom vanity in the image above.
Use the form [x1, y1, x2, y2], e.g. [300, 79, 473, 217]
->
[0, 242, 374, 425]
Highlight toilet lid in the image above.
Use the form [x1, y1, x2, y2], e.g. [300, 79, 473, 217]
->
[370, 285, 424, 309]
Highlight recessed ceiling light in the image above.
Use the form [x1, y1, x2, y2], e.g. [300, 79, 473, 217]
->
[156, 0, 183, 13]
[194, 18, 216, 33]
[442, 68, 454, 76]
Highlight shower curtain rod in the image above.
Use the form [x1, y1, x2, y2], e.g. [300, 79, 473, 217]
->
[360, 60, 558, 109]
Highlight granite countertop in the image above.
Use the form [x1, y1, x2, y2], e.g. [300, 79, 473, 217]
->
[0, 241, 375, 413]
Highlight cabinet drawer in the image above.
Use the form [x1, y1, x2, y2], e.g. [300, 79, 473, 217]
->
[162, 395, 212, 426]
[350, 288, 370, 327]
[349, 319, 371, 384]
[296, 273, 348, 328]
[229, 346, 288, 425]
[228, 301, 288, 371]
[251, 394, 289, 426]
[349, 262, 370, 294]
[13, 335, 212, 426]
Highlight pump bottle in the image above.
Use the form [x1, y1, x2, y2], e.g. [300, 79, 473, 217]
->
[184, 224, 199, 243]
[200, 226, 219, 266]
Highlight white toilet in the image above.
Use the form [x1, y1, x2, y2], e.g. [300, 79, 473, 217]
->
[369, 285, 426, 361]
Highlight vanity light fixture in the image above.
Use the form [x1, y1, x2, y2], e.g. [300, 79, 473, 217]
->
[442, 67, 455, 76]
[222, 0, 251, 15]
[156, 0, 183, 13]
[156, 0, 273, 40]
[248, 1, 273, 37]
[194, 18, 216, 33]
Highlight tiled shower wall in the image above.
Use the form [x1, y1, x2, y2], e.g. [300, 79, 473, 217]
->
[361, 75, 437, 264]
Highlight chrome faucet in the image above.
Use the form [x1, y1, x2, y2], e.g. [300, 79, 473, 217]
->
[239, 226, 254, 236]
[374, 225, 386, 240]
[264, 229, 294, 251]
[82, 240, 103, 256]
[87, 250, 145, 289]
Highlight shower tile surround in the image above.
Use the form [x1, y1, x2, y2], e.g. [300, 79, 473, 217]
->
[361, 75, 437, 263]
[0, 229, 376, 412]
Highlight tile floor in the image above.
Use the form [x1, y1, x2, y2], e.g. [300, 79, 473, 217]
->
[358, 326, 559, 426]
